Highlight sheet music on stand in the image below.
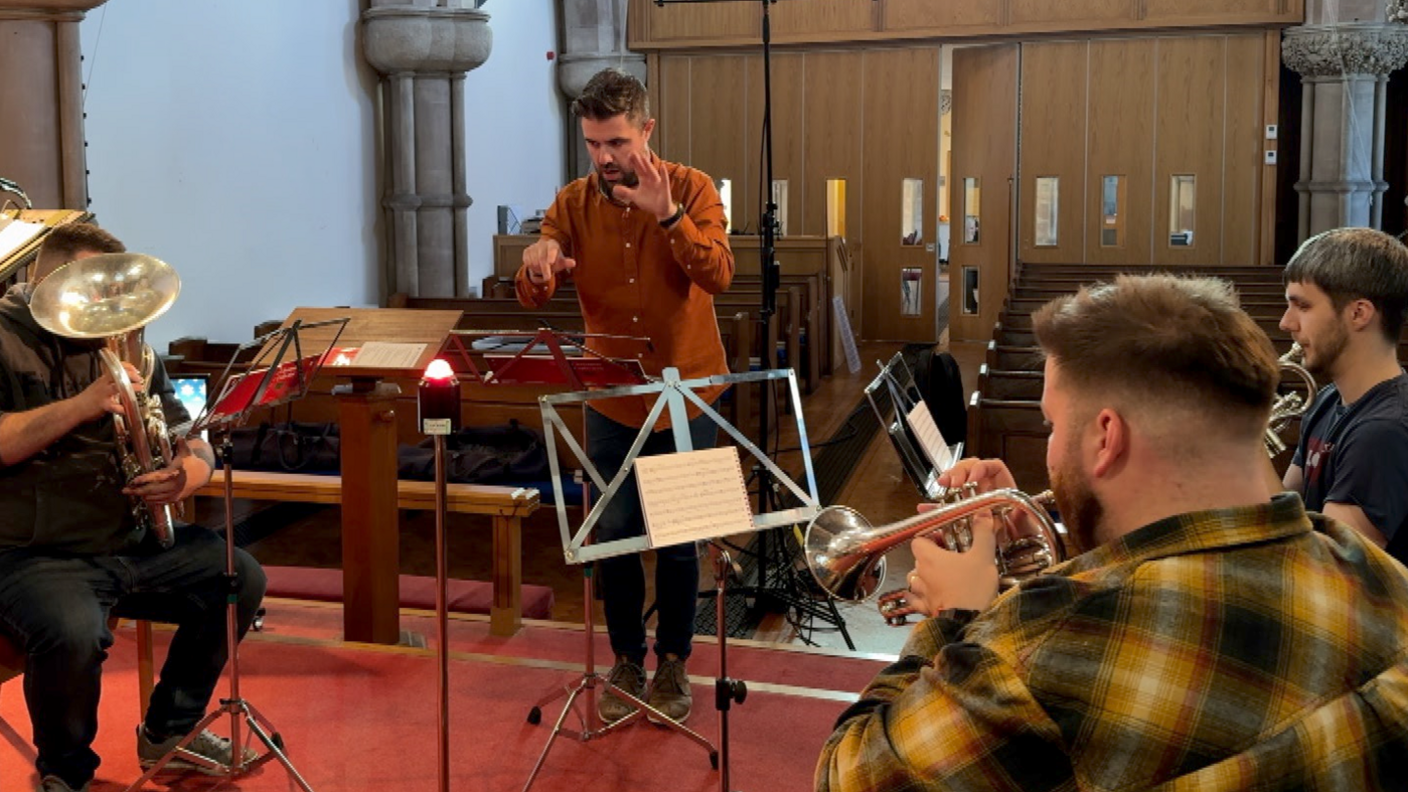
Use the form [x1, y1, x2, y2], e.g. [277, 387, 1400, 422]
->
[189, 316, 351, 436]
[635, 446, 755, 550]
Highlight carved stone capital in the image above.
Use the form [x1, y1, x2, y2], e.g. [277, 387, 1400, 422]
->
[362, 4, 492, 76]
[1282, 23, 1408, 78]
[1391, 0, 1407, 25]
[557, 52, 646, 100]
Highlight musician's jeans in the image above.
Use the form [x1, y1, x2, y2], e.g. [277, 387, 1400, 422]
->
[586, 406, 718, 666]
[0, 523, 266, 788]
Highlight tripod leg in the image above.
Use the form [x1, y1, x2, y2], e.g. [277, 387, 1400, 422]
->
[241, 702, 317, 792]
[522, 681, 588, 792]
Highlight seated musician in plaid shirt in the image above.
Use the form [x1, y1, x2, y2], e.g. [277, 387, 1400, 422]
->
[817, 274, 1408, 791]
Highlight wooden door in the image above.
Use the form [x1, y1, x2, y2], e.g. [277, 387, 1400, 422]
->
[948, 44, 1018, 343]
[860, 46, 941, 342]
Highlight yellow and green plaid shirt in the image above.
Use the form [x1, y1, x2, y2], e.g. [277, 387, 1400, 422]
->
[817, 493, 1408, 791]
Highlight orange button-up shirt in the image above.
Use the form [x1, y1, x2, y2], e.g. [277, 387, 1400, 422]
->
[515, 158, 734, 429]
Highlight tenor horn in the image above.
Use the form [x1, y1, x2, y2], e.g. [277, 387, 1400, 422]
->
[30, 253, 182, 548]
[1265, 342, 1317, 457]
[804, 484, 1065, 609]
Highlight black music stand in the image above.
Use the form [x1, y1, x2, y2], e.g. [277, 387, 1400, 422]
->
[524, 366, 820, 792]
[865, 352, 964, 502]
[123, 317, 348, 792]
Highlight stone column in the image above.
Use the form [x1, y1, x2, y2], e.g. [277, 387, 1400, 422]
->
[559, 0, 645, 179]
[1283, 16, 1408, 237]
[363, 1, 492, 298]
[0, 1, 107, 210]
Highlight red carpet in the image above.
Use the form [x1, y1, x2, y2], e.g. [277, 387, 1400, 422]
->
[0, 603, 889, 791]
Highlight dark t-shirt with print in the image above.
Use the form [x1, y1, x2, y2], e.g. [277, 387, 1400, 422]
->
[1292, 372, 1408, 566]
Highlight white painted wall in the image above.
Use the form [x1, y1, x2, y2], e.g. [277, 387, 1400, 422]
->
[79, 0, 564, 350]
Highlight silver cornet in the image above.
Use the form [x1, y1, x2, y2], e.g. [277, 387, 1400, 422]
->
[804, 484, 1066, 623]
[1265, 342, 1317, 457]
[30, 253, 182, 548]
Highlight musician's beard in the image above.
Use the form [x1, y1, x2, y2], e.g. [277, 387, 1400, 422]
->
[1049, 453, 1104, 555]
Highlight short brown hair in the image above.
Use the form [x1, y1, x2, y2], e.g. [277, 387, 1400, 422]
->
[32, 222, 126, 281]
[1033, 275, 1279, 438]
[570, 68, 650, 126]
[1283, 227, 1408, 344]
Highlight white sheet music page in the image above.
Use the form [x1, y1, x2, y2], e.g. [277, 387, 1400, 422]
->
[0, 218, 45, 261]
[351, 341, 426, 369]
[635, 446, 755, 548]
[907, 400, 955, 472]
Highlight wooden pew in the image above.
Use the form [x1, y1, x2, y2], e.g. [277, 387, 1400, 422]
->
[970, 395, 1050, 492]
[193, 471, 540, 636]
[977, 365, 1045, 400]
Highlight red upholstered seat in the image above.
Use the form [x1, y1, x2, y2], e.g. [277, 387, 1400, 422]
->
[261, 566, 554, 620]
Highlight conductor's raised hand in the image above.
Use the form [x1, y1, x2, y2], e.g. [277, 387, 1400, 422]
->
[522, 238, 576, 285]
[937, 457, 1018, 494]
[613, 150, 675, 221]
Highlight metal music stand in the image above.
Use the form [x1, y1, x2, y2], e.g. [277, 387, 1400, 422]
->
[124, 316, 348, 792]
[864, 352, 963, 502]
[522, 366, 820, 792]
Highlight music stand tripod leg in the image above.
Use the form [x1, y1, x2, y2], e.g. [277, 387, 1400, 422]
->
[125, 437, 317, 792]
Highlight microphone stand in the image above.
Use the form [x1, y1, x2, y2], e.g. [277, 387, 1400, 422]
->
[652, 0, 852, 646]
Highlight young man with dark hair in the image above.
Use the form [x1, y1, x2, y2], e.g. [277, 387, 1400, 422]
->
[1278, 227, 1408, 565]
[515, 68, 733, 725]
[817, 275, 1408, 791]
[0, 224, 266, 792]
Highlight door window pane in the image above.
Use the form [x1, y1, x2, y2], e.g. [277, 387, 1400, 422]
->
[963, 178, 981, 244]
[1169, 174, 1195, 247]
[1034, 177, 1059, 247]
[901, 178, 924, 246]
[901, 267, 923, 316]
[1101, 175, 1125, 247]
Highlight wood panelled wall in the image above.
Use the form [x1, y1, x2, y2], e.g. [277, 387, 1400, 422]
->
[1015, 32, 1278, 270]
[630, 0, 1301, 50]
[649, 48, 944, 342]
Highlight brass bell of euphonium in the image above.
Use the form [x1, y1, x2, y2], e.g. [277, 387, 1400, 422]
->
[30, 253, 182, 548]
[804, 483, 1066, 616]
[1265, 342, 1317, 457]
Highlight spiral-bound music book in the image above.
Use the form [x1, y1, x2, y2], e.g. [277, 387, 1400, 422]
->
[634, 446, 755, 548]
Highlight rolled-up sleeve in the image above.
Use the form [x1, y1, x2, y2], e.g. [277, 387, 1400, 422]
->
[664, 171, 733, 294]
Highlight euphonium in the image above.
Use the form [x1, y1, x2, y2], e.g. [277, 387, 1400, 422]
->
[1265, 342, 1317, 457]
[30, 253, 182, 548]
[804, 484, 1065, 622]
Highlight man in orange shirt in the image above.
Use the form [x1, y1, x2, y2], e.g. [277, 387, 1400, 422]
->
[516, 68, 734, 726]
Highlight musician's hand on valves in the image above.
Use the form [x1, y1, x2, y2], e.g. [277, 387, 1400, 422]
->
[124, 459, 188, 508]
[907, 505, 1002, 615]
[522, 238, 576, 286]
[78, 375, 126, 420]
[938, 457, 1018, 494]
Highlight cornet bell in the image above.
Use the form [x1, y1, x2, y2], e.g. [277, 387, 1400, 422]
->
[806, 506, 887, 602]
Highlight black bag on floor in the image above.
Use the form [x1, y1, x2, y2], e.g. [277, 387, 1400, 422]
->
[398, 420, 549, 485]
[228, 421, 341, 473]
[914, 349, 967, 448]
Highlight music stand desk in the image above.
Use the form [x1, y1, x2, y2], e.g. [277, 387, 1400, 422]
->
[277, 307, 462, 644]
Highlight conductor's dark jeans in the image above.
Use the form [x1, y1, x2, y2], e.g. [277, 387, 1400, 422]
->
[0, 523, 266, 788]
[586, 405, 718, 667]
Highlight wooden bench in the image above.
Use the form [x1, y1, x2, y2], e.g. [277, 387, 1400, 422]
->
[193, 471, 541, 637]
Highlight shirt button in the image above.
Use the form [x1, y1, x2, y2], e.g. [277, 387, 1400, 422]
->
[625, 242, 631, 248]
[633, 316, 639, 323]
[628, 278, 635, 284]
